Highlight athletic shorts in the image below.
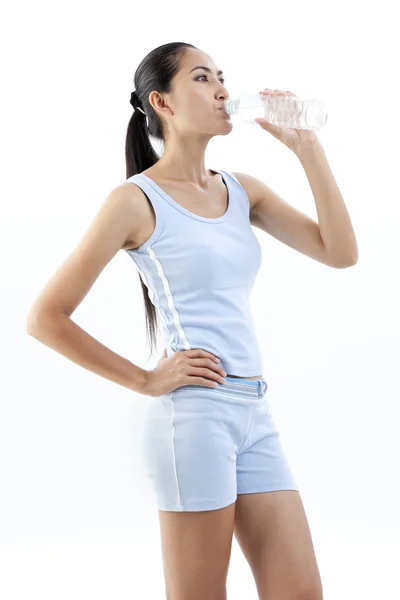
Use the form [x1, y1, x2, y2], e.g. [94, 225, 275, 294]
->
[140, 376, 299, 511]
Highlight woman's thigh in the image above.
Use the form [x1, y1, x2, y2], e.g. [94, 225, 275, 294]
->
[158, 500, 236, 600]
[141, 377, 298, 598]
[234, 490, 324, 600]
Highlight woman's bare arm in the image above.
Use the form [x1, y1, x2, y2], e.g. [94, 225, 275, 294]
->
[26, 182, 150, 394]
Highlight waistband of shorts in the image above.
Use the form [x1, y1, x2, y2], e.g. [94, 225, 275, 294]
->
[173, 376, 268, 399]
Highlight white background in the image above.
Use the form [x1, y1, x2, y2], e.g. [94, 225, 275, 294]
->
[1, 0, 399, 598]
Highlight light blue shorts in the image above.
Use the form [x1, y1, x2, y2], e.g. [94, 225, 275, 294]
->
[141, 376, 299, 511]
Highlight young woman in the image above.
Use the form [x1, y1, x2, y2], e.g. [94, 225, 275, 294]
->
[27, 42, 357, 600]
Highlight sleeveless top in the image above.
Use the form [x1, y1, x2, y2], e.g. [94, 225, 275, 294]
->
[124, 169, 264, 376]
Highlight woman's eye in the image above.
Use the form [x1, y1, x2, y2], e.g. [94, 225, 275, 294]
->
[196, 75, 225, 85]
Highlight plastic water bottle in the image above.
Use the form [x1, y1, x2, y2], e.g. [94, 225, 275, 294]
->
[223, 92, 328, 130]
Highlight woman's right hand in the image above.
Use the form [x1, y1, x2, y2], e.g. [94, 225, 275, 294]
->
[141, 348, 227, 397]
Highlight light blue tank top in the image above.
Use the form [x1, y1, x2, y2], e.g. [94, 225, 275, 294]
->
[124, 169, 264, 376]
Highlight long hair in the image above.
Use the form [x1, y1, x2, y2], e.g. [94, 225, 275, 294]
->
[125, 42, 196, 360]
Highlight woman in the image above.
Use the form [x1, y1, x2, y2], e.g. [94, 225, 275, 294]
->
[26, 42, 357, 600]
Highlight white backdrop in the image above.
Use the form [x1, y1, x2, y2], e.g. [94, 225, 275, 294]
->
[1, 1, 399, 598]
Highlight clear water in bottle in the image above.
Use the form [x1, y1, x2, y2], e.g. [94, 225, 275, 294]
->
[224, 93, 328, 130]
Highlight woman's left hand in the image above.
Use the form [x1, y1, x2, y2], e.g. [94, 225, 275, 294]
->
[254, 89, 319, 155]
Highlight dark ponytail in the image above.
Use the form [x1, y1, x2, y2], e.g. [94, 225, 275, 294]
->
[124, 42, 196, 361]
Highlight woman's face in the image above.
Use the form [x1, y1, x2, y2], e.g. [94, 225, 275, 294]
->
[151, 47, 233, 137]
